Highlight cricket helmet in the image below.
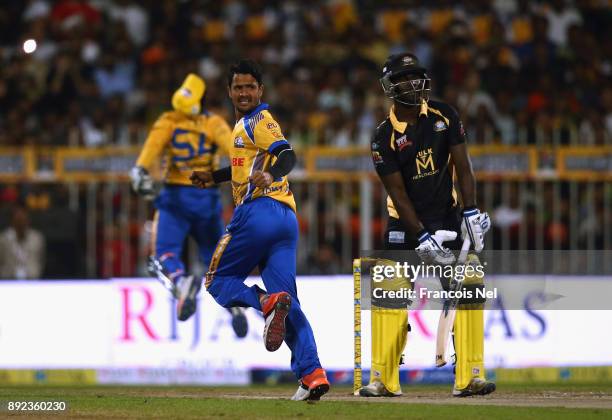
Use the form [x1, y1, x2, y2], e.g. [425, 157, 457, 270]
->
[380, 53, 430, 106]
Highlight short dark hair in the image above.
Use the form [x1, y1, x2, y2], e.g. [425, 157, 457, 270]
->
[227, 59, 263, 87]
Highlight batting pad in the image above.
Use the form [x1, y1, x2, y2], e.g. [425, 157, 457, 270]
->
[370, 306, 408, 395]
[454, 306, 485, 389]
[454, 252, 486, 389]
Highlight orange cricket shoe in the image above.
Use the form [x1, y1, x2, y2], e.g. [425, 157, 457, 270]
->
[291, 368, 330, 401]
[262, 291, 292, 352]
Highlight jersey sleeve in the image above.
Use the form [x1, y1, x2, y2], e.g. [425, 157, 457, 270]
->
[209, 114, 234, 156]
[135, 113, 174, 169]
[253, 116, 289, 154]
[447, 105, 467, 146]
[371, 126, 400, 176]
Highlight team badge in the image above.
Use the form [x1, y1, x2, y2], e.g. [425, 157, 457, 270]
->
[402, 56, 414, 65]
[434, 120, 447, 132]
[234, 136, 245, 148]
[372, 151, 384, 165]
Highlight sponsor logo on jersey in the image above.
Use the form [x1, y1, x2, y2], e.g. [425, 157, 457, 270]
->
[267, 122, 278, 129]
[414, 147, 439, 179]
[232, 157, 245, 166]
[234, 136, 245, 148]
[434, 120, 447, 132]
[395, 134, 412, 151]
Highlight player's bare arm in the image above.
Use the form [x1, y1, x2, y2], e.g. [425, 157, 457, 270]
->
[449, 143, 476, 208]
[450, 142, 490, 252]
[379, 171, 424, 235]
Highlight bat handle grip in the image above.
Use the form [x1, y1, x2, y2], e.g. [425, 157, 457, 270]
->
[457, 236, 471, 263]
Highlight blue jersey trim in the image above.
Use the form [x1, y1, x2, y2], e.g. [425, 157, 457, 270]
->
[243, 103, 269, 144]
[268, 139, 289, 154]
[243, 103, 269, 119]
[244, 118, 255, 143]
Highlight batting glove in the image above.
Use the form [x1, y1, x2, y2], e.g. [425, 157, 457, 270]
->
[461, 207, 491, 253]
[415, 230, 457, 265]
[129, 166, 156, 200]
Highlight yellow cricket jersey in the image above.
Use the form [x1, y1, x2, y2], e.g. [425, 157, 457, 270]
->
[136, 110, 233, 185]
[230, 103, 296, 212]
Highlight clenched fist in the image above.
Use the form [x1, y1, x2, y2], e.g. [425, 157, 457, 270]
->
[249, 170, 273, 188]
[190, 171, 214, 188]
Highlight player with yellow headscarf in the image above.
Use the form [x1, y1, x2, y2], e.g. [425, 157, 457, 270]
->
[130, 74, 248, 337]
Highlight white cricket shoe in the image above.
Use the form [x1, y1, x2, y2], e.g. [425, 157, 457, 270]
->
[453, 378, 496, 397]
[359, 381, 401, 397]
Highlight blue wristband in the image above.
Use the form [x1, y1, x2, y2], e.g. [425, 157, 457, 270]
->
[417, 229, 430, 243]
[462, 208, 479, 217]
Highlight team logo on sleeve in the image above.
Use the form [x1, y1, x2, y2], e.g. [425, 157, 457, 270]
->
[372, 151, 384, 165]
[234, 136, 245, 148]
[434, 120, 448, 132]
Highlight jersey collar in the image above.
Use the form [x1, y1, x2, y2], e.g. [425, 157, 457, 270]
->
[389, 100, 429, 132]
[243, 102, 269, 119]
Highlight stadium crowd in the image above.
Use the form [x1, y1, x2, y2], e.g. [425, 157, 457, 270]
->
[0, 0, 610, 278]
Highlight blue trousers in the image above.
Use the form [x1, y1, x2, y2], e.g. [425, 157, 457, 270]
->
[206, 197, 321, 379]
[153, 185, 224, 277]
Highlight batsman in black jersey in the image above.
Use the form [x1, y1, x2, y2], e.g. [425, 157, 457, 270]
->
[360, 53, 495, 398]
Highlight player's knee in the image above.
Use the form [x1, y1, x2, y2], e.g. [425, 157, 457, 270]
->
[205, 272, 225, 302]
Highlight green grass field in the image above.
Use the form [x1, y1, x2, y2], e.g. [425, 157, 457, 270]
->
[1, 383, 611, 419]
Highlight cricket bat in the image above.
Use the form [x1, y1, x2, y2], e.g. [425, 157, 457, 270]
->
[435, 236, 471, 367]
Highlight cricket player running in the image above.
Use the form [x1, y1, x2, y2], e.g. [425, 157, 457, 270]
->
[361, 53, 495, 397]
[129, 74, 248, 337]
[190, 60, 329, 401]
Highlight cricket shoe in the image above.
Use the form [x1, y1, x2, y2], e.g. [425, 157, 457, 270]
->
[262, 292, 292, 352]
[359, 381, 401, 397]
[146, 256, 178, 298]
[291, 368, 330, 401]
[229, 307, 249, 338]
[176, 275, 201, 321]
[453, 378, 496, 397]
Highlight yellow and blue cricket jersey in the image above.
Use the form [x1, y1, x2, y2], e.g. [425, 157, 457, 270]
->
[204, 104, 322, 379]
[136, 110, 233, 185]
[230, 103, 296, 212]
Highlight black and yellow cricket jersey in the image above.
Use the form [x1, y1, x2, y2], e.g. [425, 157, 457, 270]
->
[371, 100, 464, 221]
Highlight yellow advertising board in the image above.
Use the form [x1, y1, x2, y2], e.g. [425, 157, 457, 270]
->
[0, 146, 610, 182]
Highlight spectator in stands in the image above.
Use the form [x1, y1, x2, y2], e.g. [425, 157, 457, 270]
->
[0, 0, 610, 277]
[0, 206, 45, 279]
